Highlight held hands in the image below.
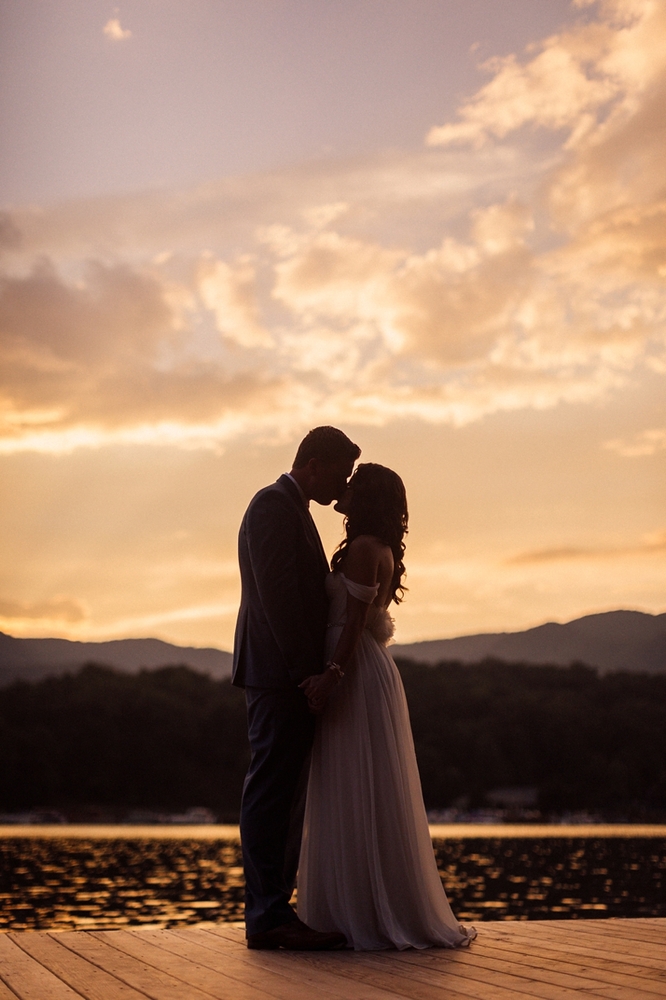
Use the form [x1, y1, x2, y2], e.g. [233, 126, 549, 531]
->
[299, 666, 342, 714]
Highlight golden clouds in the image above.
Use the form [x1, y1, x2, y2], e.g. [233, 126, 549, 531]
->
[605, 427, 666, 456]
[0, 259, 170, 365]
[199, 256, 273, 349]
[103, 18, 132, 42]
[0, 258, 290, 453]
[0, 596, 87, 625]
[507, 532, 666, 565]
[272, 230, 401, 324]
[0, 260, 169, 449]
[427, 0, 663, 151]
[1, 0, 664, 455]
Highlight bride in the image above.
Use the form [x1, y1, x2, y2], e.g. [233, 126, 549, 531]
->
[298, 463, 476, 951]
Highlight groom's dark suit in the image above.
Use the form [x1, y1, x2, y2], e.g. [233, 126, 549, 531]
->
[233, 474, 330, 936]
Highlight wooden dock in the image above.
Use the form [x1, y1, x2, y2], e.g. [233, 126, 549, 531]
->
[1, 919, 665, 999]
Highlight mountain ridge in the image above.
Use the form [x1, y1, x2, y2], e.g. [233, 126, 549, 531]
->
[0, 633, 233, 686]
[392, 609, 666, 674]
[1, 609, 665, 685]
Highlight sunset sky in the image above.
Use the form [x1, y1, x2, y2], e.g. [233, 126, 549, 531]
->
[1, 0, 664, 650]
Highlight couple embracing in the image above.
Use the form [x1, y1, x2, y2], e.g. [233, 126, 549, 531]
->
[232, 426, 476, 951]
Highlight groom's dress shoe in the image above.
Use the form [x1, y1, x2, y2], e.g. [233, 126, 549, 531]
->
[247, 917, 347, 950]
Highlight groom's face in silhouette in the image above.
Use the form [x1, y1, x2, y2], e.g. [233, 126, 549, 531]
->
[296, 457, 355, 506]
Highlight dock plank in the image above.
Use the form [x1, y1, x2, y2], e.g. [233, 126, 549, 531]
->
[9, 932, 148, 1000]
[0, 982, 22, 1000]
[472, 935, 666, 991]
[533, 918, 666, 942]
[94, 928, 292, 1000]
[244, 949, 478, 1000]
[198, 926, 443, 1000]
[4, 919, 666, 1000]
[487, 922, 666, 979]
[392, 937, 663, 997]
[509, 920, 666, 969]
[205, 919, 666, 1000]
[356, 948, 593, 1000]
[0, 934, 84, 1000]
[55, 931, 226, 1000]
[167, 926, 412, 1000]
[386, 939, 666, 1000]
[571, 920, 666, 945]
[204, 924, 552, 1000]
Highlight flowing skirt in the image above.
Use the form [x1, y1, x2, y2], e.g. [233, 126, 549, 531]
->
[298, 627, 475, 950]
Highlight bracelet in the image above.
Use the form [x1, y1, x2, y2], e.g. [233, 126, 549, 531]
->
[327, 660, 345, 681]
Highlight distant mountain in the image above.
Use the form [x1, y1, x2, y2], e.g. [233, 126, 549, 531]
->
[0, 633, 233, 686]
[3, 609, 665, 687]
[392, 610, 666, 674]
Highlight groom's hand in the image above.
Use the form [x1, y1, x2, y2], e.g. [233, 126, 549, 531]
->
[299, 672, 337, 714]
[299, 674, 326, 713]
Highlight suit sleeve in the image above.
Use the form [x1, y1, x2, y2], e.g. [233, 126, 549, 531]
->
[245, 491, 322, 680]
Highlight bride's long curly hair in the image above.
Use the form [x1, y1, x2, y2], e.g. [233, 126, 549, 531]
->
[331, 463, 408, 604]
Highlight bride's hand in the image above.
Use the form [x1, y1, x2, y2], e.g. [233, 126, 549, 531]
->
[299, 669, 339, 713]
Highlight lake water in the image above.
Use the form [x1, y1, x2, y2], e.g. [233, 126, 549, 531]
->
[1, 825, 664, 932]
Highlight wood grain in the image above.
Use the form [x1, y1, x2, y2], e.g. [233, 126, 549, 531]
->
[3, 919, 666, 1000]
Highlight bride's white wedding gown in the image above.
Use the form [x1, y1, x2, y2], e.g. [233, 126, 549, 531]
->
[298, 572, 476, 951]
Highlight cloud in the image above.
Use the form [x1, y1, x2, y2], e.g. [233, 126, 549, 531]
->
[604, 427, 666, 456]
[198, 255, 273, 349]
[0, 212, 21, 252]
[507, 531, 666, 565]
[0, 596, 88, 624]
[1, 0, 665, 454]
[426, 0, 662, 150]
[90, 602, 240, 640]
[0, 594, 239, 642]
[0, 258, 296, 453]
[103, 17, 132, 41]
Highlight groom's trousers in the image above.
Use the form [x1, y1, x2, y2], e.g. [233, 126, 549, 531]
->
[240, 686, 316, 936]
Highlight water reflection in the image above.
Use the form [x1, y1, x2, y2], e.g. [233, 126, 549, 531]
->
[1, 834, 664, 932]
[0, 838, 244, 932]
[432, 838, 666, 922]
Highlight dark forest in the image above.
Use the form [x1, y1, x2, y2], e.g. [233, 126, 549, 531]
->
[1, 660, 665, 821]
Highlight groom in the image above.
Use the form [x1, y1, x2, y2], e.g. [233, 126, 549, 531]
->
[233, 426, 360, 950]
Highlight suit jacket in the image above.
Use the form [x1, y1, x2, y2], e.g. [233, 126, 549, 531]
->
[232, 475, 330, 689]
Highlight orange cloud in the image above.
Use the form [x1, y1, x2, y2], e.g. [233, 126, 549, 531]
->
[426, 0, 662, 149]
[198, 255, 273, 349]
[507, 532, 666, 565]
[604, 428, 666, 456]
[103, 18, 132, 41]
[0, 258, 296, 453]
[0, 596, 88, 624]
[0, 0, 664, 454]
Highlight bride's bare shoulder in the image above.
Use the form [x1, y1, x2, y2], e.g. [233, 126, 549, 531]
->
[344, 535, 393, 575]
[346, 534, 390, 557]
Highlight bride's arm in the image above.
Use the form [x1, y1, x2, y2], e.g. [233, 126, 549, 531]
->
[299, 537, 381, 712]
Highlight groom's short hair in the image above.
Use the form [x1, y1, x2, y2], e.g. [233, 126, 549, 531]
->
[293, 426, 361, 468]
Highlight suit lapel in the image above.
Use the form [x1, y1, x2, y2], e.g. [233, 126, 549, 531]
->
[278, 475, 329, 573]
[306, 507, 330, 572]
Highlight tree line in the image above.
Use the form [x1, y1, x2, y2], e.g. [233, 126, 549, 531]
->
[397, 658, 666, 817]
[1, 660, 665, 820]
